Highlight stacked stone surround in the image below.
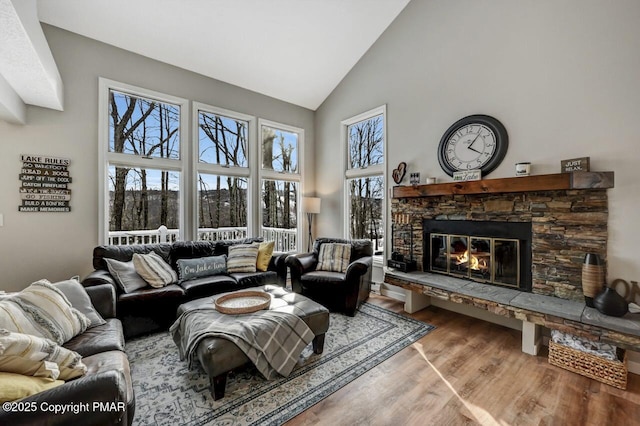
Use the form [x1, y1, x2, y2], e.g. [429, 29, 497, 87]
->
[390, 189, 608, 302]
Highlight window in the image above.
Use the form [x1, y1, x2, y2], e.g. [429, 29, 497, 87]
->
[343, 106, 386, 254]
[195, 104, 253, 241]
[99, 80, 188, 244]
[100, 80, 307, 249]
[259, 120, 303, 251]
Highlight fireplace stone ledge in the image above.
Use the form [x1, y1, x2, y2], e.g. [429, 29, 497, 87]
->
[384, 268, 640, 351]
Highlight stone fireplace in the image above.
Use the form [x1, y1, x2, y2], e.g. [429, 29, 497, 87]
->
[390, 184, 609, 302]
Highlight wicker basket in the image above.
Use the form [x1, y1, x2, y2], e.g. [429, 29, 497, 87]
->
[548, 340, 627, 389]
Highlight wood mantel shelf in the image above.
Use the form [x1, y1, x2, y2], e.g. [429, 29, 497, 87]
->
[392, 171, 614, 198]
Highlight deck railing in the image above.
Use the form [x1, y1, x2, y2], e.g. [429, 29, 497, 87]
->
[108, 226, 297, 252]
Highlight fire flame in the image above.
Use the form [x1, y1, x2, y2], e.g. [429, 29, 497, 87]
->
[455, 250, 487, 270]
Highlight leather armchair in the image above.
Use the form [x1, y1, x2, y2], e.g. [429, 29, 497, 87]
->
[285, 238, 373, 316]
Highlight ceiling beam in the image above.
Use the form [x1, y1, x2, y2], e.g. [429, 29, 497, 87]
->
[0, 0, 63, 124]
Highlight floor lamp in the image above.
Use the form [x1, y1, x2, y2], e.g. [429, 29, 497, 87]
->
[302, 197, 321, 252]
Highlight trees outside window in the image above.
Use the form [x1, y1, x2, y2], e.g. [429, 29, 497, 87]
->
[102, 84, 186, 244]
[343, 106, 386, 253]
[260, 121, 303, 251]
[196, 106, 251, 240]
[100, 80, 306, 249]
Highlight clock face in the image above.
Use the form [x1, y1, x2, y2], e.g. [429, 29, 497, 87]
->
[438, 115, 508, 177]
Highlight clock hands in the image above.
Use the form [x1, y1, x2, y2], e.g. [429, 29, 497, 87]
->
[467, 131, 483, 154]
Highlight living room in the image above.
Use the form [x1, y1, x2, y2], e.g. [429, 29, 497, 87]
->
[1, 0, 639, 424]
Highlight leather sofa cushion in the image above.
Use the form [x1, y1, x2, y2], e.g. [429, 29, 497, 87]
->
[300, 270, 347, 286]
[231, 271, 278, 288]
[170, 241, 217, 270]
[93, 243, 172, 270]
[179, 274, 238, 301]
[63, 319, 125, 358]
[118, 284, 185, 305]
[83, 350, 133, 407]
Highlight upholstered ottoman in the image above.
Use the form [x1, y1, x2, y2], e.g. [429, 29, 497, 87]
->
[174, 285, 330, 400]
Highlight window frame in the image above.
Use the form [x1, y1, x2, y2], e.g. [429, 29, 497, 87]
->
[341, 105, 387, 247]
[98, 78, 189, 244]
[258, 118, 305, 251]
[192, 102, 256, 238]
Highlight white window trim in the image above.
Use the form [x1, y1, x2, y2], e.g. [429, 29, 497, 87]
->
[192, 102, 256, 237]
[258, 118, 305, 250]
[341, 104, 387, 241]
[98, 78, 190, 244]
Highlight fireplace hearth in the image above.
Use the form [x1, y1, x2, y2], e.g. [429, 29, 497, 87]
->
[423, 220, 532, 292]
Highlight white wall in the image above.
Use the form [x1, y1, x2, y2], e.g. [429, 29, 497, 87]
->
[0, 25, 314, 292]
[315, 0, 640, 288]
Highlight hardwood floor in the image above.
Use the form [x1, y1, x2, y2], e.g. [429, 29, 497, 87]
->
[285, 295, 640, 426]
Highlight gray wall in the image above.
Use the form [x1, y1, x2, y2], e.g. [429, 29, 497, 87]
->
[315, 0, 640, 286]
[0, 25, 314, 292]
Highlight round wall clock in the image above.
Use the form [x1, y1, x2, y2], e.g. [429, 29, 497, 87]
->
[437, 114, 508, 177]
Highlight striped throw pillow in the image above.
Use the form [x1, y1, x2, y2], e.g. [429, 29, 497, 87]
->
[132, 252, 178, 288]
[0, 280, 91, 345]
[317, 243, 352, 273]
[0, 329, 87, 380]
[227, 243, 260, 273]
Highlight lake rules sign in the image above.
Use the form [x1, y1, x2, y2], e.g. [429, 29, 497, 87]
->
[19, 154, 72, 212]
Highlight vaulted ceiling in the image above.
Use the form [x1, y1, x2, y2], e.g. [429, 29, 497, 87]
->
[0, 0, 411, 123]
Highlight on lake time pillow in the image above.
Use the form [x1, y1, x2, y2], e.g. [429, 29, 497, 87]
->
[177, 255, 227, 283]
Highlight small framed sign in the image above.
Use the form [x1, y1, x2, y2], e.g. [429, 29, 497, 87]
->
[453, 169, 482, 182]
[561, 157, 590, 172]
[409, 172, 420, 186]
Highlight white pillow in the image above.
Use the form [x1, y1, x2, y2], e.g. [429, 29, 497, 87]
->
[0, 329, 87, 380]
[0, 280, 90, 345]
[132, 252, 178, 288]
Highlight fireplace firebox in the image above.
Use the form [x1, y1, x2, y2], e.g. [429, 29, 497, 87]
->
[423, 220, 532, 291]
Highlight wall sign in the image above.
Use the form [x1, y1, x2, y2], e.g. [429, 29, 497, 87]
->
[561, 157, 590, 172]
[19, 154, 72, 212]
[453, 169, 482, 182]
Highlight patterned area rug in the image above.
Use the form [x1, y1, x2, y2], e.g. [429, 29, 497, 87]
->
[126, 302, 434, 426]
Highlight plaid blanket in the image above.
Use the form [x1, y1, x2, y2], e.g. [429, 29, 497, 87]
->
[170, 307, 314, 379]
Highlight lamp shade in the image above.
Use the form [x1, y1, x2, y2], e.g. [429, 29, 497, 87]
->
[302, 197, 321, 214]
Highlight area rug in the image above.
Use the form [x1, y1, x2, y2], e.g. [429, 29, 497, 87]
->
[126, 302, 435, 426]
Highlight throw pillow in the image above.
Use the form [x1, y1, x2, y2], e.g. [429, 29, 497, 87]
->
[176, 255, 227, 283]
[317, 243, 352, 273]
[0, 372, 65, 403]
[227, 243, 260, 273]
[132, 252, 178, 288]
[256, 241, 275, 272]
[0, 280, 90, 344]
[105, 258, 149, 293]
[55, 278, 106, 328]
[0, 329, 87, 380]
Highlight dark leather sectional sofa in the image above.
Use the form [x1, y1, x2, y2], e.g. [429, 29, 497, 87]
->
[0, 283, 134, 426]
[82, 238, 288, 338]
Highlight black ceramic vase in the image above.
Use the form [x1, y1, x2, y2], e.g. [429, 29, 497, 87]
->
[593, 287, 628, 317]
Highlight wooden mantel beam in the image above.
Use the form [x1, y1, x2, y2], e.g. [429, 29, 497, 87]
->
[392, 171, 614, 198]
